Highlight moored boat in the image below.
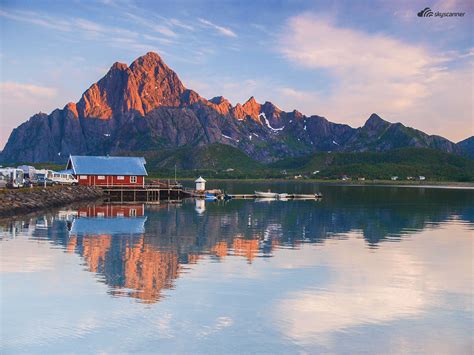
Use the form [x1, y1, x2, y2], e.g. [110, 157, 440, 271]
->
[255, 191, 279, 198]
[205, 193, 218, 201]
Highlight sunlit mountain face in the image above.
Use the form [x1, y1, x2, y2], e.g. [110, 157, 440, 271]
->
[1, 52, 469, 165]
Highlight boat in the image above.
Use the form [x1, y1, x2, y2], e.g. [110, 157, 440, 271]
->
[205, 193, 218, 201]
[255, 191, 279, 198]
[278, 193, 289, 199]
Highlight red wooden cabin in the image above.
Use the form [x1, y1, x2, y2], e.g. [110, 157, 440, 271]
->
[66, 155, 148, 187]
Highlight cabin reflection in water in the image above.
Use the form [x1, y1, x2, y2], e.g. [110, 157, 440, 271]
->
[67, 204, 177, 304]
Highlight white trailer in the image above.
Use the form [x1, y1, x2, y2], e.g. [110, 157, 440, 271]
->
[0, 168, 25, 188]
[51, 172, 78, 185]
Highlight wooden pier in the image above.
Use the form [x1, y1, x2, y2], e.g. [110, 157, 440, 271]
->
[227, 194, 322, 200]
[102, 184, 194, 203]
[99, 182, 322, 203]
[227, 194, 258, 199]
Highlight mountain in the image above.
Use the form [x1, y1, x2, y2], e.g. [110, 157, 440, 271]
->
[0, 52, 466, 164]
[457, 137, 474, 159]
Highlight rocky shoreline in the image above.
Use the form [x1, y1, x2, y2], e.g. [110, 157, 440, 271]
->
[0, 185, 104, 217]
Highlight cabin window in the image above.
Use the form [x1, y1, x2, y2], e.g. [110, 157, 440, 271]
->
[80, 175, 87, 180]
[98, 176, 105, 180]
[117, 176, 125, 180]
[130, 176, 137, 183]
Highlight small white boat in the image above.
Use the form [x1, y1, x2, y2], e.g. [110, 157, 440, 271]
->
[255, 191, 279, 198]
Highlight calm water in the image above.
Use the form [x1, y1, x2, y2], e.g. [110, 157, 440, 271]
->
[1, 183, 473, 354]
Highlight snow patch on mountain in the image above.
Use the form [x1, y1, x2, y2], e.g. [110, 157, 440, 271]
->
[259, 112, 284, 132]
[222, 134, 240, 142]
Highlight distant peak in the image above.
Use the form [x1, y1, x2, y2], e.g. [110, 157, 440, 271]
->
[64, 102, 78, 118]
[110, 62, 128, 71]
[142, 51, 162, 60]
[241, 96, 261, 120]
[292, 109, 304, 118]
[367, 113, 386, 123]
[243, 96, 260, 110]
[245, 96, 257, 104]
[131, 51, 166, 69]
[364, 113, 389, 129]
[209, 96, 229, 105]
[262, 101, 281, 113]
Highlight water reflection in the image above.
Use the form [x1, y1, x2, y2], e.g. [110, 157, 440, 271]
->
[1, 185, 473, 353]
[2, 187, 473, 305]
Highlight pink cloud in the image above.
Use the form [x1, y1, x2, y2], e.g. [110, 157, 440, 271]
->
[277, 14, 473, 141]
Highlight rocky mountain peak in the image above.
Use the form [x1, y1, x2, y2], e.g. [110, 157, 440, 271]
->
[110, 62, 128, 71]
[130, 52, 186, 112]
[231, 103, 247, 120]
[365, 113, 389, 130]
[132, 51, 164, 66]
[75, 52, 189, 120]
[261, 101, 282, 117]
[209, 96, 228, 105]
[208, 96, 232, 115]
[292, 109, 304, 119]
[242, 96, 261, 120]
[64, 102, 78, 118]
[76, 60, 140, 119]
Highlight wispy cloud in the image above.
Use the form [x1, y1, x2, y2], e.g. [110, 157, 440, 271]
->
[0, 82, 57, 99]
[0, 9, 139, 39]
[198, 18, 237, 38]
[143, 34, 174, 45]
[0, 9, 71, 31]
[169, 18, 194, 31]
[0, 9, 166, 56]
[125, 12, 177, 38]
[277, 13, 473, 139]
[0, 82, 61, 149]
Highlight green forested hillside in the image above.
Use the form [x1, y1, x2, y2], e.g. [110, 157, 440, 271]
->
[270, 148, 474, 181]
[11, 146, 474, 181]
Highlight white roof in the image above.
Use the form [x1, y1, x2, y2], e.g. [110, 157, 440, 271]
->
[195, 176, 206, 183]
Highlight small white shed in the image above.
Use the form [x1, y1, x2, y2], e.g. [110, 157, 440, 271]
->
[195, 176, 207, 191]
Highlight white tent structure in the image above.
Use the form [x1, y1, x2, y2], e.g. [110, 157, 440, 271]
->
[195, 176, 206, 191]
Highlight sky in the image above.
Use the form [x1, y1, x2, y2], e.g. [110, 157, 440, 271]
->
[0, 0, 473, 148]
